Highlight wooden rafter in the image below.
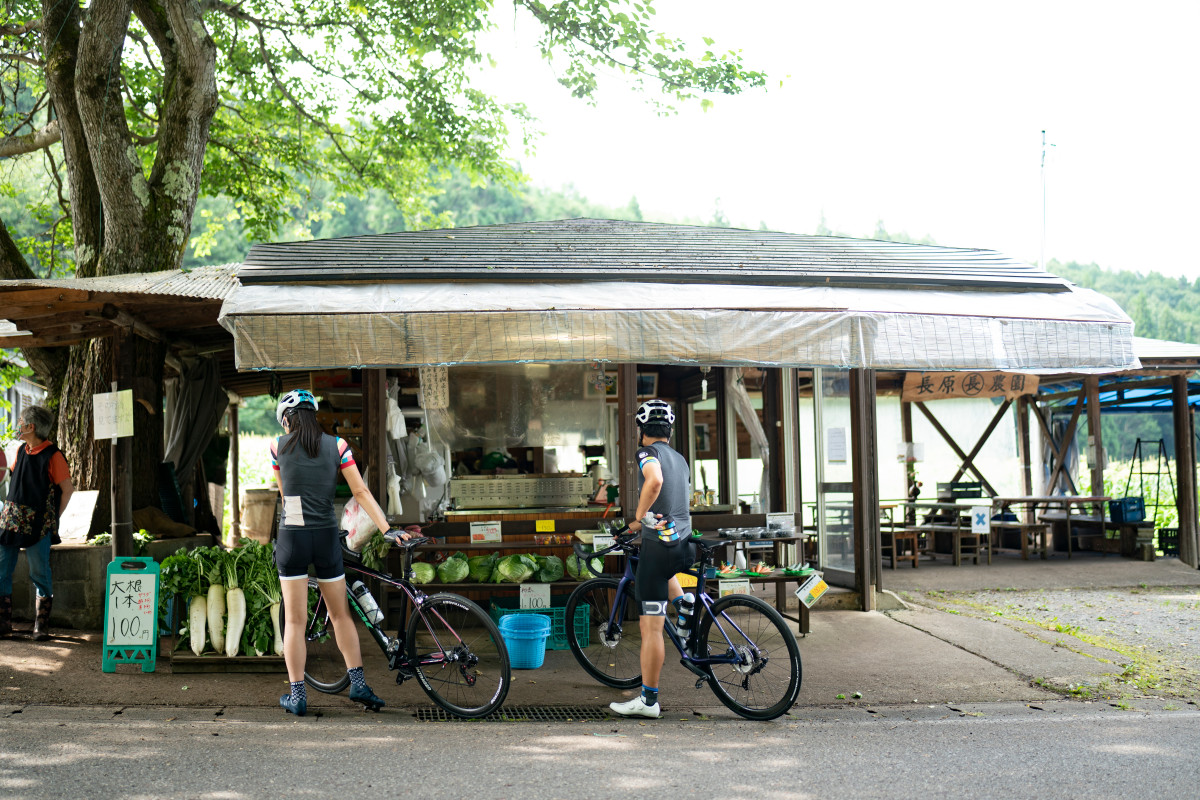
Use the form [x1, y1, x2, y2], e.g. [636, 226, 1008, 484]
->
[913, 400, 999, 497]
[948, 398, 1013, 485]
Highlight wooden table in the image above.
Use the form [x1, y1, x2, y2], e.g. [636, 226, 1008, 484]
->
[893, 501, 991, 566]
[991, 496, 1110, 559]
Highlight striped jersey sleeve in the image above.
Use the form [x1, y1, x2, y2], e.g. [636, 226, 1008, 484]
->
[336, 437, 355, 468]
[270, 438, 280, 471]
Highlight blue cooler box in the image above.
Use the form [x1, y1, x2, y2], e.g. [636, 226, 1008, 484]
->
[1108, 497, 1145, 524]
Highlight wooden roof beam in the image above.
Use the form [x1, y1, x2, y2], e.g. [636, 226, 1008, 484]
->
[86, 304, 164, 343]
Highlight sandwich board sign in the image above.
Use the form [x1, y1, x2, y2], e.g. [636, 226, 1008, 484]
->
[102, 556, 159, 673]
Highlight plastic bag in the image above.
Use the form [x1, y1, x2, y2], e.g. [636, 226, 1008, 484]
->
[341, 497, 378, 552]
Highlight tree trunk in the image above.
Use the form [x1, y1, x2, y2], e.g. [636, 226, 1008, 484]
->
[56, 335, 164, 537]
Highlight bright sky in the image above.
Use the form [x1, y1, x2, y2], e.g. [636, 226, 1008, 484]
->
[478, 0, 1200, 280]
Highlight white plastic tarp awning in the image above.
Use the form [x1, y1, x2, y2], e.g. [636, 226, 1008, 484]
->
[217, 280, 1138, 373]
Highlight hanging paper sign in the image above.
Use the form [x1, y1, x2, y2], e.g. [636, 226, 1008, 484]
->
[93, 390, 134, 440]
[535, 519, 556, 532]
[970, 506, 992, 534]
[902, 372, 1039, 402]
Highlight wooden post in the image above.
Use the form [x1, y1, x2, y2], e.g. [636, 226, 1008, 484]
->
[1084, 376, 1105, 501]
[1016, 396, 1034, 497]
[762, 369, 784, 513]
[1172, 375, 1198, 567]
[850, 368, 879, 607]
[716, 368, 733, 507]
[230, 401, 240, 543]
[618, 364, 638, 521]
[110, 328, 134, 558]
[900, 398, 914, 524]
[363, 369, 388, 508]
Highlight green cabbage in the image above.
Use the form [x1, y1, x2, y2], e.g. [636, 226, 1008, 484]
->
[437, 554, 469, 583]
[411, 562, 436, 584]
[490, 554, 537, 583]
[467, 554, 497, 583]
[535, 555, 564, 583]
[566, 553, 604, 579]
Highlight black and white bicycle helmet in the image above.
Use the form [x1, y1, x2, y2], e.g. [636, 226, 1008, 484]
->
[276, 389, 318, 428]
[635, 399, 675, 427]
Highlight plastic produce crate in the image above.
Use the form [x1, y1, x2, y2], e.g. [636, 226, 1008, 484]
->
[1157, 527, 1180, 557]
[1108, 497, 1146, 524]
[489, 599, 589, 650]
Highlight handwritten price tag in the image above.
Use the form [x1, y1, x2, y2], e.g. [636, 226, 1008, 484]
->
[519, 583, 551, 609]
[470, 521, 502, 543]
[535, 519, 556, 532]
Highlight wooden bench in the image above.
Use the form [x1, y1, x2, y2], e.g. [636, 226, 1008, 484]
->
[1038, 512, 1156, 559]
[897, 523, 991, 566]
[990, 521, 1051, 560]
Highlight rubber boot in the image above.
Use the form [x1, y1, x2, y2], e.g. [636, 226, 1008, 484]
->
[0, 595, 11, 638]
[32, 595, 51, 641]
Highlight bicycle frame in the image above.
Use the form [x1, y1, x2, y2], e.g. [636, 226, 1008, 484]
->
[595, 538, 763, 672]
[310, 541, 465, 684]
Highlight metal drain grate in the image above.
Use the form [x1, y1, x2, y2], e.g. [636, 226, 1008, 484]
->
[414, 705, 610, 722]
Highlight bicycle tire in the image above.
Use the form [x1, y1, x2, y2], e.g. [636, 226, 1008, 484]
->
[293, 578, 351, 694]
[407, 593, 510, 719]
[564, 577, 643, 689]
[696, 594, 802, 721]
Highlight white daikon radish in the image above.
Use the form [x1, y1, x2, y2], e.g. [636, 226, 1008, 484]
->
[224, 549, 247, 657]
[188, 595, 207, 656]
[206, 571, 226, 654]
[270, 602, 284, 655]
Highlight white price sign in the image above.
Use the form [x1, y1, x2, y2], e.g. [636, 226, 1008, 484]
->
[519, 583, 551, 609]
[591, 534, 614, 551]
[469, 521, 502, 543]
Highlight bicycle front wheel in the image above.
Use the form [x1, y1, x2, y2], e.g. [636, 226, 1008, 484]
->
[696, 595, 802, 721]
[407, 593, 510, 719]
[564, 577, 642, 689]
[292, 578, 351, 694]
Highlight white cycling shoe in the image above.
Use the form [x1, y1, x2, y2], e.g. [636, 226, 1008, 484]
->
[609, 695, 661, 718]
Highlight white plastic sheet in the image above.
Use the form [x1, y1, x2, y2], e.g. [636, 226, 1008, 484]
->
[219, 280, 1138, 373]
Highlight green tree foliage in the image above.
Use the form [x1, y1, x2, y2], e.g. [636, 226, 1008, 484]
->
[1050, 259, 1200, 344]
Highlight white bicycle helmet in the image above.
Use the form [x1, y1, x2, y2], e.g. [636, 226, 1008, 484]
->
[635, 399, 675, 426]
[276, 389, 318, 428]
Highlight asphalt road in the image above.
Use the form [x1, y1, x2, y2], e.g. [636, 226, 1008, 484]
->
[3, 701, 1200, 799]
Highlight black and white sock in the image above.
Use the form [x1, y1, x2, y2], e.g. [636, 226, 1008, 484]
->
[348, 666, 366, 691]
[290, 680, 306, 703]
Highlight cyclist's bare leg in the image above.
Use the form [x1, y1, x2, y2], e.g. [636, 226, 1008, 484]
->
[639, 613, 667, 688]
[317, 577, 363, 670]
[667, 575, 683, 604]
[280, 576, 310, 683]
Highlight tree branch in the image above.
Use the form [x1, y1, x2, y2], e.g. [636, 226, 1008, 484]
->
[0, 118, 61, 158]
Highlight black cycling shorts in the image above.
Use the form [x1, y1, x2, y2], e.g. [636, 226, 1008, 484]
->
[634, 535, 696, 616]
[275, 525, 344, 582]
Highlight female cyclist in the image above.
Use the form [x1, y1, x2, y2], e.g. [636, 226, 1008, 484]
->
[272, 389, 406, 716]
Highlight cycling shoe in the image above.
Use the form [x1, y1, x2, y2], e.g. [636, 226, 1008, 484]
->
[279, 693, 307, 716]
[350, 683, 385, 711]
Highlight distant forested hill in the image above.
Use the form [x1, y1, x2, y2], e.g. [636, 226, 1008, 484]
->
[1052, 259, 1200, 344]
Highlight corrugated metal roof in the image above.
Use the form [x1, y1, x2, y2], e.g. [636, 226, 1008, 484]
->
[1, 263, 238, 300]
[1131, 336, 1200, 361]
[237, 218, 1068, 292]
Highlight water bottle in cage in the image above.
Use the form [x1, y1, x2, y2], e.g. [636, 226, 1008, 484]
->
[351, 580, 384, 625]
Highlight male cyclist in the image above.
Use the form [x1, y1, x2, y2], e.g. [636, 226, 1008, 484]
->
[609, 399, 696, 719]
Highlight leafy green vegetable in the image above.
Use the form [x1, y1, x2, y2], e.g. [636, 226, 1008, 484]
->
[437, 553, 469, 583]
[491, 554, 537, 583]
[467, 554, 497, 583]
[411, 562, 437, 584]
[535, 555, 564, 583]
[359, 531, 392, 572]
[566, 553, 604, 580]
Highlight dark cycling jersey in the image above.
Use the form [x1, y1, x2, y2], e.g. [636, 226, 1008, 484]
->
[633, 441, 694, 614]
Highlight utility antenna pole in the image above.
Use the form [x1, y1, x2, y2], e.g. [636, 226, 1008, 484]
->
[1040, 130, 1056, 271]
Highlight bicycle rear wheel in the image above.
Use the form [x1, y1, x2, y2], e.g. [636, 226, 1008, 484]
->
[291, 578, 351, 693]
[564, 577, 642, 689]
[407, 593, 510, 719]
[696, 595, 802, 721]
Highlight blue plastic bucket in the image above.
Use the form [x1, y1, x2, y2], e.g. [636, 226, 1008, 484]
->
[498, 613, 551, 669]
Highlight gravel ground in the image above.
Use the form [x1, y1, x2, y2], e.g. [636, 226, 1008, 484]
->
[923, 585, 1200, 697]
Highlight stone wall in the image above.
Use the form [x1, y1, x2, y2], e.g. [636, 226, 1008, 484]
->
[9, 535, 216, 630]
